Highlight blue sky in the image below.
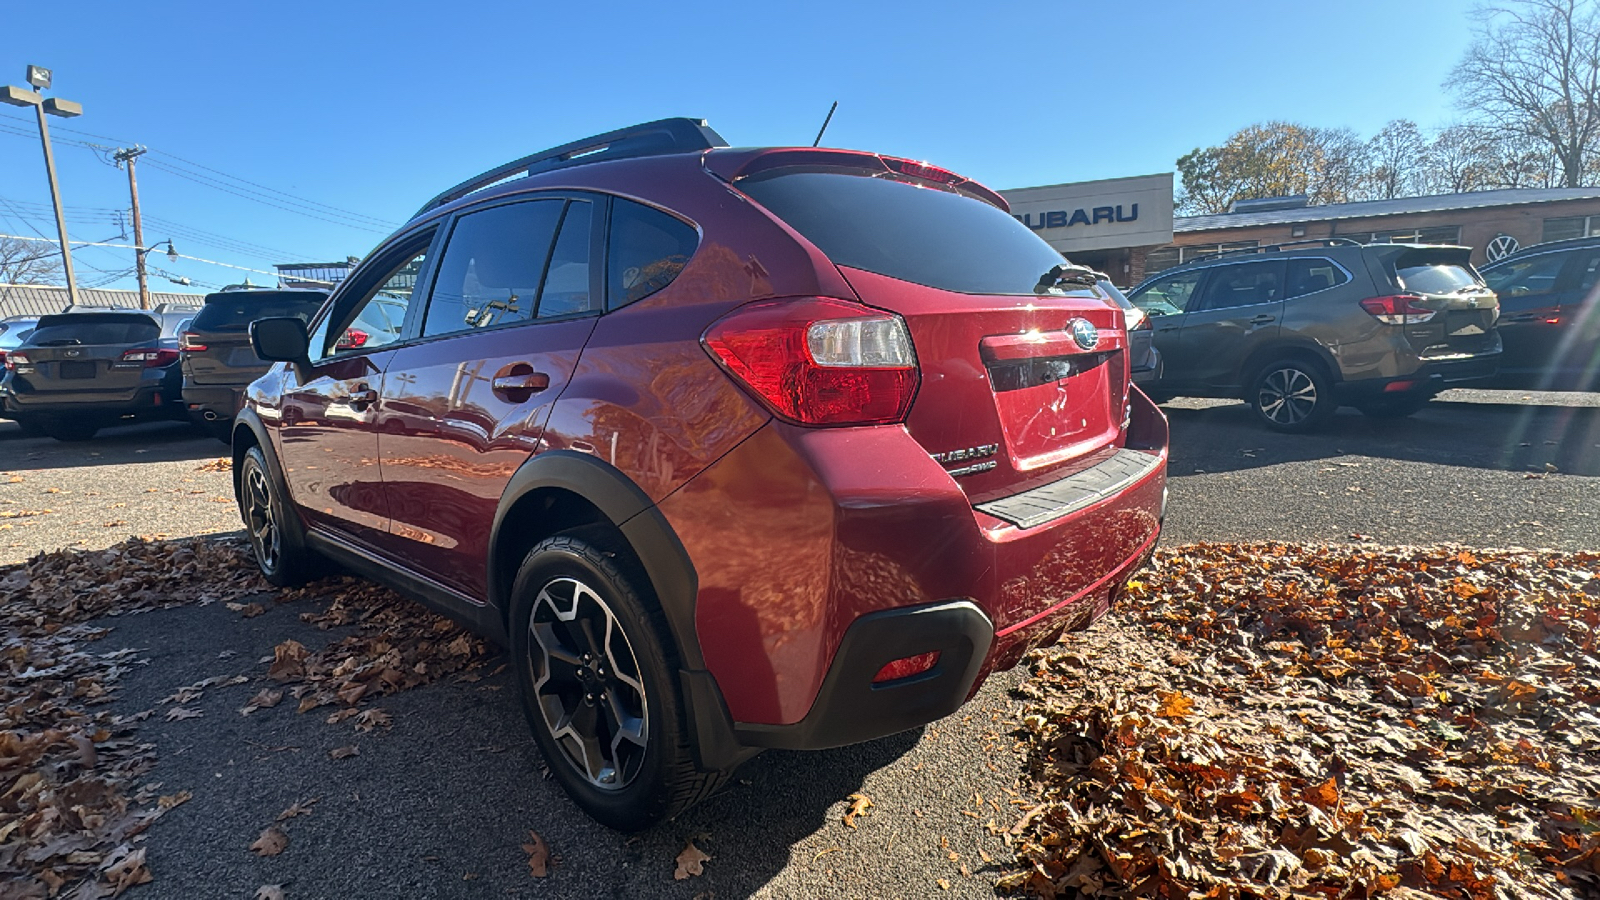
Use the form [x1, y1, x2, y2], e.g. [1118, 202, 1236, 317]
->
[1, 0, 1477, 294]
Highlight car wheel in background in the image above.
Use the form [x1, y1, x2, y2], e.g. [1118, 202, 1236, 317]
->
[1250, 359, 1335, 433]
[1356, 392, 1435, 419]
[238, 445, 317, 586]
[510, 532, 725, 832]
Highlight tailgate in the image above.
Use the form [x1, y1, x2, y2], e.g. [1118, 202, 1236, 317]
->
[1387, 247, 1500, 356]
[840, 267, 1129, 504]
[183, 333, 266, 385]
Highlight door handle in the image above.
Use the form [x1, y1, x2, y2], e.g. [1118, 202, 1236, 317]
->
[1249, 314, 1276, 325]
[492, 365, 550, 399]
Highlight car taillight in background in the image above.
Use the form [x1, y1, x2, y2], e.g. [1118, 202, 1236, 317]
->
[4, 351, 26, 371]
[1124, 306, 1149, 331]
[120, 348, 181, 368]
[1360, 294, 1437, 325]
[336, 329, 369, 350]
[702, 297, 919, 426]
[180, 331, 208, 352]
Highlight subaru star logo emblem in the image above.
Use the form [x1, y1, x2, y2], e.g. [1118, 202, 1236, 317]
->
[1069, 318, 1099, 351]
[64, 349, 82, 357]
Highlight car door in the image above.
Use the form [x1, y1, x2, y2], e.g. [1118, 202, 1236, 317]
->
[374, 195, 601, 598]
[1127, 267, 1206, 387]
[274, 229, 437, 550]
[1483, 249, 1574, 379]
[1170, 260, 1287, 390]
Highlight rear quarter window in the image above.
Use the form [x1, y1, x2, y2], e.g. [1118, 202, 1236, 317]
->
[607, 199, 698, 309]
[736, 170, 1070, 296]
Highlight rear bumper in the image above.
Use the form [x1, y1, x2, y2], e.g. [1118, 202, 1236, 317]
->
[1337, 349, 1501, 398]
[181, 384, 244, 420]
[664, 390, 1168, 749]
[1, 381, 178, 420]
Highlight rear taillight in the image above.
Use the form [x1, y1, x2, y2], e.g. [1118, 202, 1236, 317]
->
[180, 331, 208, 352]
[1360, 294, 1436, 325]
[3, 351, 24, 371]
[1125, 307, 1150, 331]
[336, 328, 368, 350]
[702, 297, 919, 426]
[120, 348, 180, 368]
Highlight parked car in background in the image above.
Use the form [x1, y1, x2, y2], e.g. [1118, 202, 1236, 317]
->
[1093, 275, 1161, 387]
[1, 306, 192, 441]
[232, 118, 1168, 831]
[1478, 236, 1600, 391]
[1126, 240, 1501, 430]
[180, 289, 329, 440]
[0, 316, 38, 371]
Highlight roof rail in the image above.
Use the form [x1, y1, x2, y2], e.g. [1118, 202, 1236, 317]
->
[1188, 237, 1363, 263]
[415, 117, 728, 218]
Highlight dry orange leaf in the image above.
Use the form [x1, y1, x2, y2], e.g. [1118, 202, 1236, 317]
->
[329, 745, 359, 760]
[843, 792, 873, 828]
[1156, 690, 1194, 720]
[522, 830, 550, 878]
[673, 841, 711, 880]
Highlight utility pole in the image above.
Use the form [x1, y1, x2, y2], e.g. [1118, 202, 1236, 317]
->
[115, 146, 150, 309]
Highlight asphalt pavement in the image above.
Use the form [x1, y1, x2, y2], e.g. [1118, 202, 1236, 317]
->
[1, 387, 1597, 899]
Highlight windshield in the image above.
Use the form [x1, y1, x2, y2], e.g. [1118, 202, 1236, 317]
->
[738, 170, 1082, 296]
[27, 315, 161, 346]
[192, 292, 327, 331]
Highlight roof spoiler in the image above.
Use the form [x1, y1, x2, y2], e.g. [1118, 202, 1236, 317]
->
[415, 117, 728, 218]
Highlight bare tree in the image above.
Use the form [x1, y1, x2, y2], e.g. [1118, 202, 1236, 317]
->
[1366, 120, 1428, 199]
[1419, 124, 1498, 193]
[0, 237, 63, 285]
[1447, 0, 1600, 187]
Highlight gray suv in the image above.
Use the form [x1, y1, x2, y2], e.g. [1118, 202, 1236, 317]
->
[1126, 240, 1501, 431]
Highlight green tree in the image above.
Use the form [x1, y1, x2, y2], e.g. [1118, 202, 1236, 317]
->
[1176, 122, 1371, 214]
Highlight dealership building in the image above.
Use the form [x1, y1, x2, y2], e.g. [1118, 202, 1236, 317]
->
[999, 177, 1600, 288]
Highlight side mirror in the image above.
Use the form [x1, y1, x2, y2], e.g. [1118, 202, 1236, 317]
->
[251, 317, 310, 365]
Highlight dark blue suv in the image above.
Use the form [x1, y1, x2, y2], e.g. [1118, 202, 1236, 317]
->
[1479, 237, 1600, 391]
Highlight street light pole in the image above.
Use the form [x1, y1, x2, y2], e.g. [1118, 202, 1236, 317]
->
[0, 65, 84, 307]
[33, 101, 80, 306]
[115, 146, 151, 309]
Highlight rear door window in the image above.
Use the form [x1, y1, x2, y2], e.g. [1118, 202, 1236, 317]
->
[1395, 252, 1481, 294]
[539, 201, 596, 317]
[423, 200, 569, 338]
[1284, 258, 1350, 298]
[736, 170, 1071, 296]
[607, 198, 698, 309]
[1130, 269, 1204, 316]
[1485, 252, 1569, 297]
[27, 315, 160, 346]
[1194, 261, 1286, 311]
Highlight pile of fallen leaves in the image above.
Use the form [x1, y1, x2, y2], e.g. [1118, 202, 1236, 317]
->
[0, 537, 493, 898]
[1003, 543, 1600, 899]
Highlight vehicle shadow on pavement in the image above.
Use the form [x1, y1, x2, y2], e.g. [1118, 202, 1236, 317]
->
[1162, 393, 1600, 478]
[0, 420, 227, 470]
[96, 590, 928, 899]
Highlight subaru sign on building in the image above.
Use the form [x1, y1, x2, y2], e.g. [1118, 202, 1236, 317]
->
[1000, 173, 1174, 281]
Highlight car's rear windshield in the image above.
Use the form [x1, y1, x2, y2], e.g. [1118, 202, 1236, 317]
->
[1393, 249, 1480, 294]
[28, 314, 160, 346]
[191, 292, 327, 331]
[737, 170, 1079, 296]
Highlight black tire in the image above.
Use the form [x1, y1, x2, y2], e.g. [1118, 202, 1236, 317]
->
[1250, 358, 1336, 433]
[12, 418, 44, 438]
[237, 445, 317, 587]
[42, 420, 100, 442]
[1356, 392, 1433, 419]
[510, 533, 726, 831]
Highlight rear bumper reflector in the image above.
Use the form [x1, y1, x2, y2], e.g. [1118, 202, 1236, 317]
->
[975, 447, 1163, 530]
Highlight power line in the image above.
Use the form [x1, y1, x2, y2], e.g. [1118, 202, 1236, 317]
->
[0, 233, 336, 287]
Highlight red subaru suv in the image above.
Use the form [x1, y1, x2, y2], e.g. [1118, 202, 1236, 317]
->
[236, 119, 1168, 830]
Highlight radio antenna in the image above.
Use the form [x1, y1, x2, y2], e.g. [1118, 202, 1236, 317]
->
[812, 101, 838, 147]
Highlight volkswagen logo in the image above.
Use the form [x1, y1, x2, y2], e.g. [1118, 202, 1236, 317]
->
[1068, 318, 1099, 351]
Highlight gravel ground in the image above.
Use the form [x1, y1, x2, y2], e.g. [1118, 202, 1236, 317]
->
[2, 387, 1597, 898]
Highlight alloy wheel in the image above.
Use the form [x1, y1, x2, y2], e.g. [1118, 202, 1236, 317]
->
[1258, 366, 1318, 426]
[527, 576, 649, 791]
[244, 466, 280, 573]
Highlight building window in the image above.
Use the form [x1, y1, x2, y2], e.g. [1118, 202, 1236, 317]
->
[1144, 241, 1260, 276]
[1542, 215, 1600, 243]
[1290, 225, 1307, 237]
[1335, 226, 1462, 245]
